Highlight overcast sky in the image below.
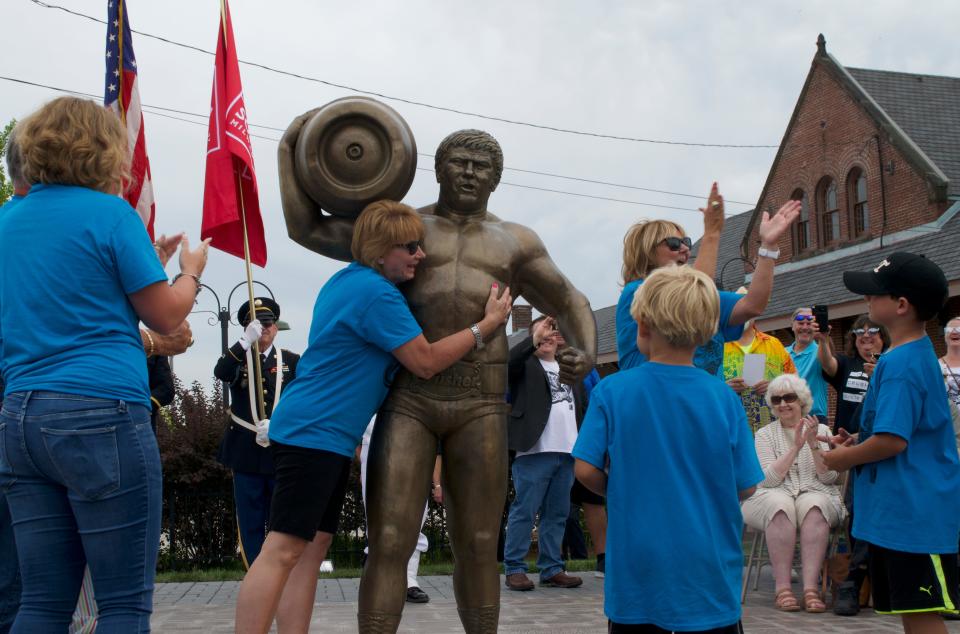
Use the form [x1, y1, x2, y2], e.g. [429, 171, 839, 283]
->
[3, 0, 960, 389]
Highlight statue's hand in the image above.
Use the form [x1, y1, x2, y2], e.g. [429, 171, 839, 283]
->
[556, 347, 593, 385]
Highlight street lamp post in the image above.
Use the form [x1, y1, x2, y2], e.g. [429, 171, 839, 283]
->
[192, 280, 275, 408]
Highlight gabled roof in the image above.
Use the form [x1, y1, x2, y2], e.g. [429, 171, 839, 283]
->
[846, 66, 960, 198]
[742, 34, 957, 257]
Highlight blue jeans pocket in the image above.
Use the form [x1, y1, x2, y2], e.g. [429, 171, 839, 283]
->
[0, 422, 14, 492]
[41, 425, 121, 500]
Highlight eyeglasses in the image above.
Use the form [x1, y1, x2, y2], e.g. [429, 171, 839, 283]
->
[853, 327, 880, 336]
[395, 240, 422, 255]
[770, 393, 799, 406]
[661, 236, 693, 252]
[260, 319, 276, 328]
[946, 326, 960, 335]
[794, 315, 815, 322]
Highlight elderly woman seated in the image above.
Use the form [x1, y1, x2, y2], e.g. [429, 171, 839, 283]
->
[741, 374, 845, 613]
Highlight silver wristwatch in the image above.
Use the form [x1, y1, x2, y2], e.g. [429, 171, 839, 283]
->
[470, 323, 485, 350]
[757, 246, 780, 260]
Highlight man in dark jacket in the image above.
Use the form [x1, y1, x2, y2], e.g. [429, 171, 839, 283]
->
[214, 297, 299, 568]
[504, 316, 588, 591]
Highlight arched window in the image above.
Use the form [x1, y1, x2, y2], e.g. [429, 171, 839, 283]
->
[847, 168, 869, 236]
[791, 188, 810, 252]
[817, 177, 840, 245]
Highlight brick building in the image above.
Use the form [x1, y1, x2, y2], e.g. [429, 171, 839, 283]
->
[741, 34, 960, 343]
[512, 35, 960, 391]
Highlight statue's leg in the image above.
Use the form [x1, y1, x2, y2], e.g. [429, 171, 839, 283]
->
[443, 405, 507, 634]
[358, 407, 436, 633]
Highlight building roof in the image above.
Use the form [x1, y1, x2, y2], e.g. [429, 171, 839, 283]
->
[846, 67, 960, 198]
[743, 34, 958, 255]
[757, 208, 960, 321]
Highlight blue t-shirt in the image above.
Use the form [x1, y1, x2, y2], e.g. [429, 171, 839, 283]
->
[0, 185, 166, 407]
[616, 278, 744, 375]
[572, 363, 763, 630]
[786, 341, 828, 417]
[268, 262, 422, 457]
[852, 336, 960, 554]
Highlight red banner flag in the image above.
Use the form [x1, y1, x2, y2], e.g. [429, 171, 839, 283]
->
[202, 0, 266, 267]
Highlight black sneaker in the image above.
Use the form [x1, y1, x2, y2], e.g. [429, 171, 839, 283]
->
[406, 586, 430, 603]
[595, 553, 605, 578]
[833, 582, 860, 616]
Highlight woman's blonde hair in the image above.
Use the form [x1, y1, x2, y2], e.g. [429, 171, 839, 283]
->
[351, 200, 424, 271]
[765, 374, 814, 417]
[622, 219, 686, 283]
[18, 96, 129, 194]
[630, 265, 718, 348]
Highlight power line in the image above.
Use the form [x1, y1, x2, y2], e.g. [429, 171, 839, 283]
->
[5, 74, 946, 235]
[1, 75, 755, 209]
[26, 0, 782, 149]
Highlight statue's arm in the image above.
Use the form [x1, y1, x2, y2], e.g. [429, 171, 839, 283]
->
[278, 109, 354, 262]
[511, 227, 597, 362]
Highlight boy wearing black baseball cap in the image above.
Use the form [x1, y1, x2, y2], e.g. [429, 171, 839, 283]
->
[823, 252, 960, 633]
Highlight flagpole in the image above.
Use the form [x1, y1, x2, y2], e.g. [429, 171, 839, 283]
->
[221, 0, 266, 422]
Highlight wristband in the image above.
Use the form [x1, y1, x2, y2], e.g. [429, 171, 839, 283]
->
[757, 246, 780, 260]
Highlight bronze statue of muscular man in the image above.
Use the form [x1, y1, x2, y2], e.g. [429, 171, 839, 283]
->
[280, 123, 596, 633]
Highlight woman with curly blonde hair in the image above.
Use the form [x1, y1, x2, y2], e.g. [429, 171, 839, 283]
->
[0, 96, 208, 632]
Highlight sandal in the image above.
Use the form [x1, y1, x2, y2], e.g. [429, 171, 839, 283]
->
[775, 588, 801, 612]
[803, 588, 826, 613]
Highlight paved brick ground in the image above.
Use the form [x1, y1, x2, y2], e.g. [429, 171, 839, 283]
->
[150, 572, 960, 633]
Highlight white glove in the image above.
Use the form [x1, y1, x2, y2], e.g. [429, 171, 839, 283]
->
[239, 319, 263, 351]
[255, 418, 270, 448]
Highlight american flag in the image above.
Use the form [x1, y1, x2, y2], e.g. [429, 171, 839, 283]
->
[104, 0, 155, 239]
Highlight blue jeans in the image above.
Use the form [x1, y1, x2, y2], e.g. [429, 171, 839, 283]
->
[504, 452, 575, 581]
[0, 392, 161, 633]
[0, 493, 20, 634]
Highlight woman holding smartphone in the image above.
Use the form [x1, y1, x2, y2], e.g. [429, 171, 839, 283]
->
[815, 315, 889, 434]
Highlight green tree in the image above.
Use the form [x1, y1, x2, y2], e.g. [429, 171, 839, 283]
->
[0, 118, 18, 206]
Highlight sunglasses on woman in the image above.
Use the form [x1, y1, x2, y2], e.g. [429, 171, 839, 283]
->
[945, 326, 960, 335]
[770, 393, 799, 405]
[394, 240, 422, 255]
[853, 327, 880, 336]
[794, 315, 815, 322]
[661, 236, 693, 251]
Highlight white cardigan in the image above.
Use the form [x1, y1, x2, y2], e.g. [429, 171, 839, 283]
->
[755, 420, 842, 500]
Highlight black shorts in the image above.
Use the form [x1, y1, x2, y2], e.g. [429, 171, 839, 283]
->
[868, 543, 960, 615]
[571, 478, 605, 506]
[268, 441, 352, 541]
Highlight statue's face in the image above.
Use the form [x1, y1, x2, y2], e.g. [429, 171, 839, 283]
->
[437, 147, 496, 212]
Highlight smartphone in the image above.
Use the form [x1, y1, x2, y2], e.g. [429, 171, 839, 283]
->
[812, 304, 829, 333]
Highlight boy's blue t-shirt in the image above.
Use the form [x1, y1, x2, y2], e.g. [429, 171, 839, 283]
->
[269, 262, 422, 457]
[616, 278, 744, 375]
[786, 341, 828, 417]
[852, 336, 960, 554]
[0, 185, 166, 407]
[572, 363, 763, 630]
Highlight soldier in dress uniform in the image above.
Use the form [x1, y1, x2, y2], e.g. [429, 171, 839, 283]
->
[214, 297, 300, 568]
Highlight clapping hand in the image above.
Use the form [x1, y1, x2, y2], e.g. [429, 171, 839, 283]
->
[153, 233, 184, 268]
[817, 427, 856, 448]
[802, 416, 820, 447]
